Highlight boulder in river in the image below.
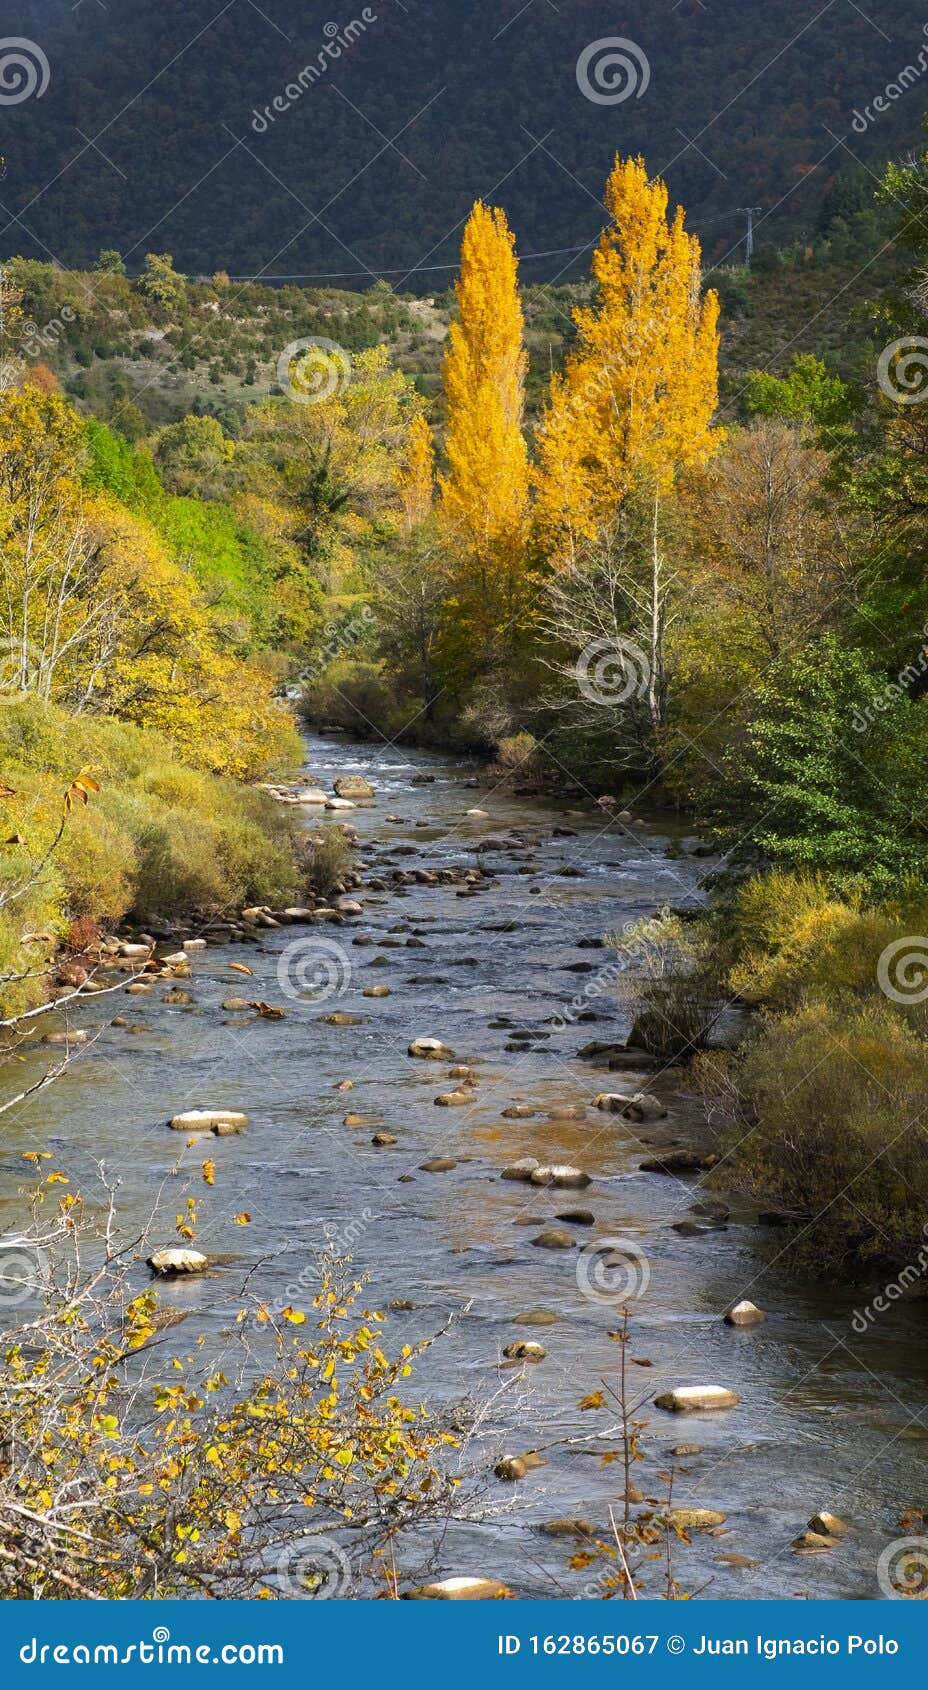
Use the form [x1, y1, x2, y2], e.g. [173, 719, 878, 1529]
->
[501, 1158, 540, 1182]
[594, 1092, 630, 1113]
[372, 1132, 398, 1147]
[793, 1530, 840, 1553]
[808, 1511, 848, 1537]
[654, 1386, 739, 1413]
[664, 1508, 727, 1531]
[408, 1037, 454, 1059]
[501, 1105, 536, 1119]
[363, 985, 391, 998]
[169, 1108, 248, 1133]
[148, 1247, 207, 1275]
[530, 1228, 576, 1250]
[556, 1208, 594, 1226]
[334, 776, 374, 799]
[494, 1452, 547, 1481]
[419, 1158, 457, 1172]
[502, 1341, 546, 1362]
[513, 1309, 560, 1326]
[640, 1150, 706, 1174]
[623, 1092, 668, 1122]
[435, 1091, 470, 1107]
[325, 796, 356, 810]
[403, 1577, 514, 1600]
[724, 1300, 765, 1327]
[529, 1165, 591, 1189]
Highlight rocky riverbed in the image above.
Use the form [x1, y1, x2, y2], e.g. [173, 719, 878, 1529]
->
[6, 731, 928, 1601]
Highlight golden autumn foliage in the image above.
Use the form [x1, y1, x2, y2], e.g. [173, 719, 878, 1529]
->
[400, 413, 435, 534]
[0, 384, 298, 779]
[534, 156, 720, 561]
[439, 202, 530, 654]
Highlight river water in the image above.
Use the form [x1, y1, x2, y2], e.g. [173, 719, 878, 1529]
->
[5, 731, 928, 1602]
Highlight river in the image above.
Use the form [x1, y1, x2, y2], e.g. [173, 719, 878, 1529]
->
[5, 730, 928, 1601]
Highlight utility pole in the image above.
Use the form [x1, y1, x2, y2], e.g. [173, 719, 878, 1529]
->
[739, 206, 762, 263]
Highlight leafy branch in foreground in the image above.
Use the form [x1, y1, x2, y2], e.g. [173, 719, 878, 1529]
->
[0, 1165, 462, 1598]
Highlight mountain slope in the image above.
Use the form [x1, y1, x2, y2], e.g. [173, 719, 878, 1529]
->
[2, 0, 923, 280]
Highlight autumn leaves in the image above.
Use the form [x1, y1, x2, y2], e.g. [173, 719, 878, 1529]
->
[418, 156, 720, 690]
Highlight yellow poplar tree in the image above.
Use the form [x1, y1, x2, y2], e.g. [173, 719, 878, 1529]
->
[535, 155, 720, 561]
[534, 156, 720, 733]
[400, 413, 435, 534]
[439, 201, 530, 659]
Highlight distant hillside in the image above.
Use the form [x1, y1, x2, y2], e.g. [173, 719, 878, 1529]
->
[5, 234, 897, 440]
[3, 0, 927, 279]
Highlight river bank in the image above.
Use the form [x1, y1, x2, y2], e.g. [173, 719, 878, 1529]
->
[5, 730, 928, 1601]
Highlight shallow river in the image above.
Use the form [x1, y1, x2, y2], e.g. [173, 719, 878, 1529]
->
[6, 732, 928, 1601]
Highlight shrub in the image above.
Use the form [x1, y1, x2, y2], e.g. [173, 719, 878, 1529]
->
[720, 1002, 928, 1268]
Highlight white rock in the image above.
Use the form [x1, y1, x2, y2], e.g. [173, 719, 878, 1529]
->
[184, 938, 207, 951]
[594, 1092, 630, 1113]
[118, 941, 151, 958]
[403, 1576, 514, 1601]
[148, 1247, 208, 1275]
[161, 951, 189, 967]
[529, 1164, 591, 1189]
[169, 1108, 249, 1133]
[466, 808, 489, 818]
[408, 1037, 454, 1059]
[295, 789, 328, 804]
[501, 1157, 540, 1182]
[325, 797, 356, 810]
[724, 1300, 765, 1327]
[654, 1386, 739, 1413]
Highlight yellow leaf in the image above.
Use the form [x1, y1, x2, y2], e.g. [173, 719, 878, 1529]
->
[233, 1212, 251, 1225]
[281, 1307, 306, 1324]
[579, 1390, 605, 1411]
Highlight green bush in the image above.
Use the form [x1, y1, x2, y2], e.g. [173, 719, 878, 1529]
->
[0, 699, 300, 1012]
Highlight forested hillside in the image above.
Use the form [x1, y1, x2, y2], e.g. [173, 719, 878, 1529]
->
[3, 0, 927, 275]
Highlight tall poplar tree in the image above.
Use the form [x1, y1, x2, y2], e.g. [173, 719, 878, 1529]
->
[534, 156, 720, 730]
[439, 201, 530, 664]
